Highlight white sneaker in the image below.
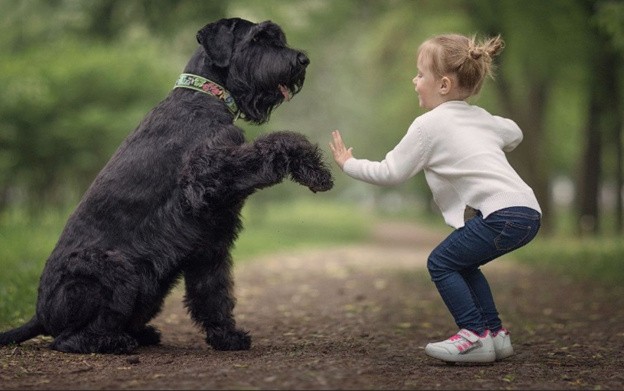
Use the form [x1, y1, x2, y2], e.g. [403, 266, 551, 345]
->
[425, 329, 495, 363]
[491, 328, 514, 360]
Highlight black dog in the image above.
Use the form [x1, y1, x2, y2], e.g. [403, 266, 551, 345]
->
[0, 18, 333, 354]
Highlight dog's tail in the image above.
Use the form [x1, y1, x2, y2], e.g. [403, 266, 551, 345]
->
[0, 316, 44, 346]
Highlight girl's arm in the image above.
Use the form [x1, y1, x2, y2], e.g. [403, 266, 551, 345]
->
[329, 123, 429, 186]
[495, 117, 523, 152]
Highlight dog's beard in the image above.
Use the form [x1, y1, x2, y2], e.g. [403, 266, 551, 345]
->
[278, 69, 305, 102]
[229, 58, 306, 124]
[259, 57, 305, 104]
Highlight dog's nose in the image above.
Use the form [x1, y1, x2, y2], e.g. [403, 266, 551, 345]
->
[297, 53, 310, 66]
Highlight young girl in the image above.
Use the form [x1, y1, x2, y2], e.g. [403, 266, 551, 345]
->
[329, 34, 541, 363]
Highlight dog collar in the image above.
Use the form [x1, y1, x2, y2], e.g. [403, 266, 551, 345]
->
[173, 73, 240, 119]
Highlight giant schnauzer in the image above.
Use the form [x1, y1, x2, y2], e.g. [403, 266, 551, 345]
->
[0, 18, 333, 354]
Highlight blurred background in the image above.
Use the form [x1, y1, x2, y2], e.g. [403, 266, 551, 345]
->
[0, 0, 623, 324]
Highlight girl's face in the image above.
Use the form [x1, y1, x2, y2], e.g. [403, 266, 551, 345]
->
[412, 53, 443, 110]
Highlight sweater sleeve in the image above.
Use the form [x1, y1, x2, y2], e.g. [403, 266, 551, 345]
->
[342, 121, 430, 186]
[495, 116, 523, 152]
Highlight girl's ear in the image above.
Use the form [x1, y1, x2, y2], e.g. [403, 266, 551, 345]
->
[439, 76, 452, 95]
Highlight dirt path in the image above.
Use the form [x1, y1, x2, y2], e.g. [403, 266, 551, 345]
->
[1, 222, 624, 390]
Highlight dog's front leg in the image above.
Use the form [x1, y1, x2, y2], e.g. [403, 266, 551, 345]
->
[179, 143, 288, 212]
[183, 254, 251, 351]
[180, 133, 332, 212]
[248, 131, 334, 193]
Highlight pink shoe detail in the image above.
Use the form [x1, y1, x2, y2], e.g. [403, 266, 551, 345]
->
[425, 329, 495, 363]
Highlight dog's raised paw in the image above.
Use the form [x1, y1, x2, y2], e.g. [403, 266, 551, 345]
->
[308, 172, 334, 193]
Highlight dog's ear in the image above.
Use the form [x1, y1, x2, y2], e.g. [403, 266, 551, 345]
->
[196, 20, 235, 68]
[241, 20, 286, 46]
[246, 21, 287, 46]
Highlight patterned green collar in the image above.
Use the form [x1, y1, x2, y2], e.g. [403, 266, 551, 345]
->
[173, 73, 239, 118]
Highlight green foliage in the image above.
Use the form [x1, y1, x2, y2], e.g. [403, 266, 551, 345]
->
[77, 0, 228, 41]
[0, 39, 176, 209]
[0, 208, 70, 328]
[514, 236, 624, 285]
[594, 0, 624, 51]
[0, 0, 623, 234]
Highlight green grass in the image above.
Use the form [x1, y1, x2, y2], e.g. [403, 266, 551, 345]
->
[0, 200, 372, 328]
[513, 235, 624, 285]
[510, 207, 624, 285]
[0, 208, 71, 328]
[233, 199, 371, 260]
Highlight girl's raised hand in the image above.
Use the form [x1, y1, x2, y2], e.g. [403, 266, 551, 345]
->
[329, 130, 354, 169]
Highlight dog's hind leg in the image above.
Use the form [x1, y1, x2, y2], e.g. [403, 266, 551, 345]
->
[51, 327, 139, 354]
[47, 296, 141, 354]
[183, 251, 251, 351]
[40, 249, 141, 354]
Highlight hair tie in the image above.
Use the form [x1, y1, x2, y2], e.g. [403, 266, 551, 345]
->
[468, 47, 484, 60]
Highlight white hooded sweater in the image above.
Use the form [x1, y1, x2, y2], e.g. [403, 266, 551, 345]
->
[342, 100, 541, 228]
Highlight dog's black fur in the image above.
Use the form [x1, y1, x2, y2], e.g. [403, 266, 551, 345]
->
[0, 18, 333, 354]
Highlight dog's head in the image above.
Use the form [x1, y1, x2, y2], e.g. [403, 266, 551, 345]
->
[194, 18, 309, 124]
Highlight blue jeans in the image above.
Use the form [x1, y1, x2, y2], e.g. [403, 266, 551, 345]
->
[427, 207, 541, 335]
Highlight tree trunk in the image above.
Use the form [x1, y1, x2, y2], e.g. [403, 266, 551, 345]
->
[578, 99, 602, 235]
[615, 121, 623, 234]
[603, 51, 623, 233]
[577, 28, 622, 236]
[494, 73, 552, 234]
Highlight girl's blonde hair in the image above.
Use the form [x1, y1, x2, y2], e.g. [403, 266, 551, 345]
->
[418, 34, 505, 97]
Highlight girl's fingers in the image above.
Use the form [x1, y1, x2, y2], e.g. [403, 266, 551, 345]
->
[332, 131, 346, 151]
[332, 130, 343, 145]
